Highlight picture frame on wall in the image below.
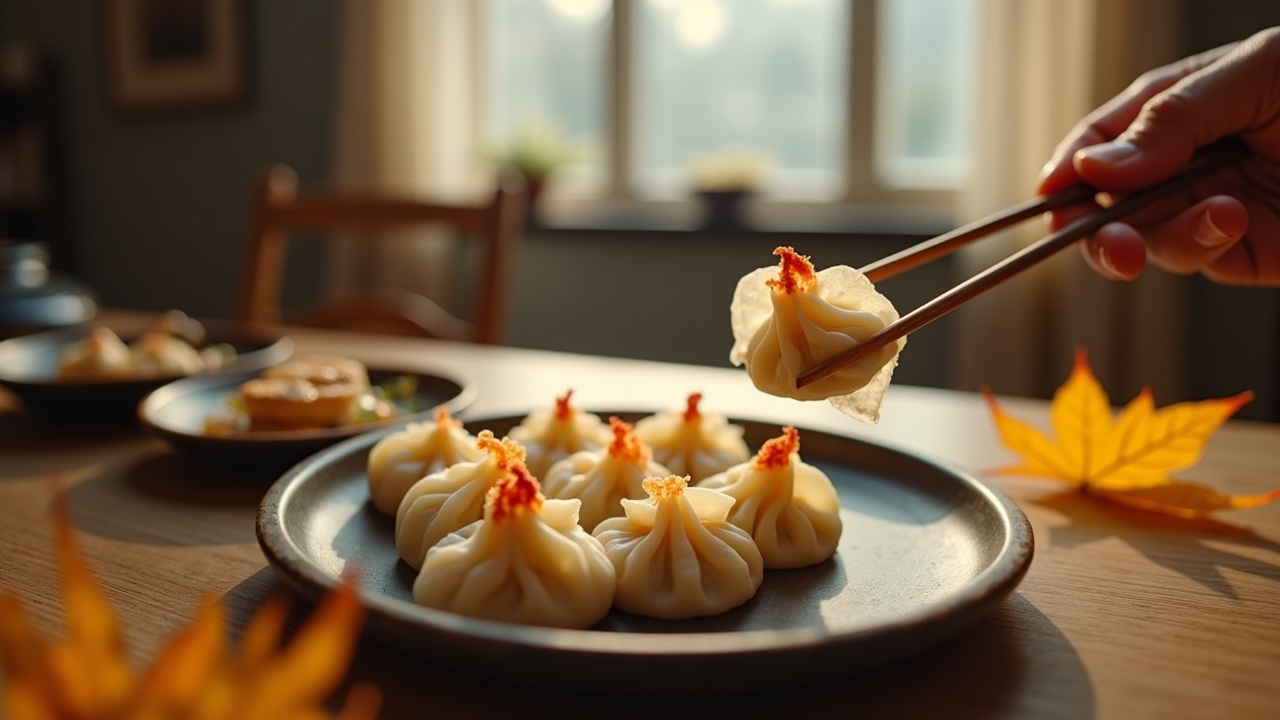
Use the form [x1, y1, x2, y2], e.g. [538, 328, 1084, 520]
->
[103, 0, 249, 113]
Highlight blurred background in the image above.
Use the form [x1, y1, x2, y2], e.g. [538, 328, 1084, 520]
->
[2, 0, 1279, 418]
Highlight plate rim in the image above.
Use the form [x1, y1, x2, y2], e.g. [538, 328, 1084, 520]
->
[256, 410, 1034, 662]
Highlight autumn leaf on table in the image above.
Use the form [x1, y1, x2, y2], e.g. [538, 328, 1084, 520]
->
[0, 488, 381, 720]
[982, 348, 1280, 518]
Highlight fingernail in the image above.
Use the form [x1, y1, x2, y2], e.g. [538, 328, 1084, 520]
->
[1193, 210, 1232, 247]
[1078, 141, 1138, 166]
[1036, 160, 1056, 182]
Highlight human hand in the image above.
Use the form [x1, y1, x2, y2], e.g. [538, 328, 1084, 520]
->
[1036, 27, 1280, 286]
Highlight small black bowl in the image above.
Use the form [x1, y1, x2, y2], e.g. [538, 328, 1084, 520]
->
[0, 320, 293, 421]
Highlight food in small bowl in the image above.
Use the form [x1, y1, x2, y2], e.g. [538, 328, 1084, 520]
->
[204, 354, 419, 435]
[56, 310, 237, 382]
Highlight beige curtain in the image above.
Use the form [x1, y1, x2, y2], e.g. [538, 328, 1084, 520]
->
[953, 0, 1187, 402]
[328, 0, 485, 308]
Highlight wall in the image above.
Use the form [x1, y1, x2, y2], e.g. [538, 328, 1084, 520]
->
[3, 0, 1279, 420]
[507, 228, 954, 389]
[0, 0, 340, 318]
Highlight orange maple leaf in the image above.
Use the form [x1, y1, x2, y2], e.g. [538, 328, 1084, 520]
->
[982, 348, 1280, 518]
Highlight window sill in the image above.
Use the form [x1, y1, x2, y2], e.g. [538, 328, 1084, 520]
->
[529, 197, 956, 238]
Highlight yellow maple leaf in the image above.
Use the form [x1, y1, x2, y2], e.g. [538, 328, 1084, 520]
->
[0, 488, 381, 720]
[982, 348, 1279, 517]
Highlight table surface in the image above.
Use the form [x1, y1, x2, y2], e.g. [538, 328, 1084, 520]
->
[2, 313, 1278, 719]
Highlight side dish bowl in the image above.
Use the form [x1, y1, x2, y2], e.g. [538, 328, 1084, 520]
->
[0, 320, 293, 421]
[139, 364, 476, 474]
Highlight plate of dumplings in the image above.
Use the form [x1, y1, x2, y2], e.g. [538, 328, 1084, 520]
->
[257, 391, 1033, 696]
[0, 311, 293, 421]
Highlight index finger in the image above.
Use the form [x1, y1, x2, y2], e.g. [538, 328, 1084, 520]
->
[1036, 43, 1235, 195]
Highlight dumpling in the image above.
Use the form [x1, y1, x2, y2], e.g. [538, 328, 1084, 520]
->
[128, 330, 206, 378]
[508, 390, 611, 478]
[541, 416, 672, 532]
[395, 431, 527, 570]
[413, 464, 616, 630]
[633, 392, 750, 482]
[593, 475, 763, 619]
[57, 325, 132, 381]
[698, 426, 841, 569]
[729, 245, 903, 424]
[367, 406, 482, 515]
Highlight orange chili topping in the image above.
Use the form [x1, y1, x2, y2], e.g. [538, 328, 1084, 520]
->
[642, 475, 688, 500]
[476, 429, 527, 469]
[607, 416, 650, 465]
[764, 246, 816, 295]
[682, 392, 703, 423]
[488, 464, 544, 523]
[433, 405, 457, 427]
[753, 426, 800, 470]
[554, 390, 575, 421]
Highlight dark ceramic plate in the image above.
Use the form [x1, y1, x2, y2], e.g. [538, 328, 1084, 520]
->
[139, 365, 476, 475]
[256, 412, 1034, 696]
[0, 320, 293, 420]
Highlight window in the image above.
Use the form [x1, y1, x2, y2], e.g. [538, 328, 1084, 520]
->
[484, 0, 976, 218]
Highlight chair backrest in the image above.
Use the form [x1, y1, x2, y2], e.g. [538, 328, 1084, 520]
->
[236, 165, 525, 345]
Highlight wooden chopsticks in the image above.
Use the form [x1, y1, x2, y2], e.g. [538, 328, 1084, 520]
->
[795, 138, 1249, 390]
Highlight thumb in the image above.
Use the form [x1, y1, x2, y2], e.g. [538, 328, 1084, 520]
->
[1074, 30, 1277, 191]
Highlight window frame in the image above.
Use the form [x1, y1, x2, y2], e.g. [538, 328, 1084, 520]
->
[491, 0, 962, 229]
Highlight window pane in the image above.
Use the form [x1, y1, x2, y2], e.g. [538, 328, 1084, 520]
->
[876, 0, 976, 189]
[635, 0, 847, 200]
[485, 0, 609, 191]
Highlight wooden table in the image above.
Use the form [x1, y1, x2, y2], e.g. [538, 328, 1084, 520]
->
[2, 315, 1278, 719]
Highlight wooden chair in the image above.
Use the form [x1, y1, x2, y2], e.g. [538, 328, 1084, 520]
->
[236, 165, 525, 345]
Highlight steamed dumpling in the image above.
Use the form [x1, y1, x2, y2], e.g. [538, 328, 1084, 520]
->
[509, 390, 611, 478]
[729, 246, 903, 423]
[633, 392, 750, 482]
[541, 416, 672, 532]
[395, 431, 527, 569]
[128, 330, 206, 378]
[367, 406, 482, 515]
[413, 464, 616, 630]
[593, 475, 763, 619]
[698, 426, 841, 569]
[57, 325, 132, 381]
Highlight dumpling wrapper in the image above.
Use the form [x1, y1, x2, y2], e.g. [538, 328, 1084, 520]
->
[414, 466, 616, 630]
[367, 406, 482, 515]
[633, 392, 750, 482]
[395, 431, 526, 569]
[129, 331, 206, 378]
[509, 389, 611, 478]
[593, 475, 763, 620]
[729, 246, 903, 424]
[541, 417, 671, 532]
[699, 426, 841, 569]
[57, 326, 132, 381]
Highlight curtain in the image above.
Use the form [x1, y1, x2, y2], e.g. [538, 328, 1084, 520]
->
[952, 0, 1188, 402]
[329, 0, 484, 310]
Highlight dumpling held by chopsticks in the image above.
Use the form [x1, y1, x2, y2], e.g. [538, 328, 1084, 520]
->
[729, 246, 903, 423]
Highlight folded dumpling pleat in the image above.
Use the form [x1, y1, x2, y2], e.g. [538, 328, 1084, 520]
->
[730, 246, 903, 423]
[593, 475, 763, 619]
[367, 407, 481, 515]
[699, 426, 842, 569]
[414, 466, 616, 630]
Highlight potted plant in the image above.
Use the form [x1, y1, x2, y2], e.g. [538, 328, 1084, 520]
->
[489, 120, 576, 223]
[689, 148, 771, 231]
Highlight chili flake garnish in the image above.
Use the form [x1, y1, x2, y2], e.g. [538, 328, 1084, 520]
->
[753, 426, 800, 470]
[764, 246, 816, 295]
[487, 464, 544, 523]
